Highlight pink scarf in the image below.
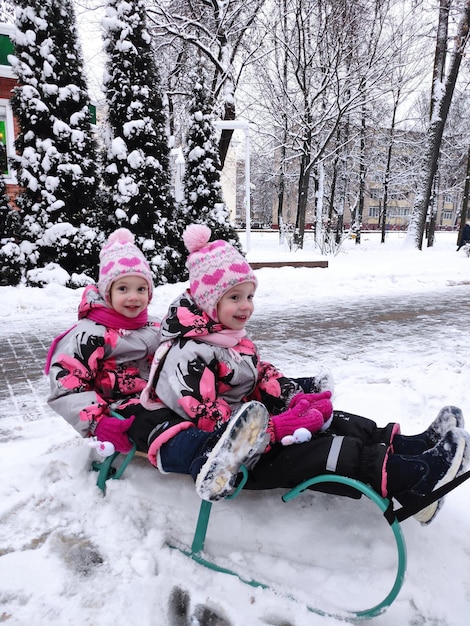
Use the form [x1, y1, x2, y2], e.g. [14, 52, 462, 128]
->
[82, 307, 148, 330]
[183, 327, 245, 347]
[44, 300, 148, 375]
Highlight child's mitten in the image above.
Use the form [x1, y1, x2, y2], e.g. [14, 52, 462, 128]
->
[270, 399, 324, 443]
[94, 415, 136, 453]
[289, 391, 333, 422]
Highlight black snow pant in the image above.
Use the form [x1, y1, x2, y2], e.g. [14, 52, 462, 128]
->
[121, 405, 397, 499]
[119, 403, 191, 453]
[243, 410, 396, 498]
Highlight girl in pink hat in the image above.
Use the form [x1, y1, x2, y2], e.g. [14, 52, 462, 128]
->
[45, 228, 273, 500]
[140, 223, 470, 524]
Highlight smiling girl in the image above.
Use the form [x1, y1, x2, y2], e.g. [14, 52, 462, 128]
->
[141, 223, 470, 522]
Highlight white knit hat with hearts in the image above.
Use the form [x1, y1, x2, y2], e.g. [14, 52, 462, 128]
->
[98, 228, 154, 304]
[183, 224, 257, 321]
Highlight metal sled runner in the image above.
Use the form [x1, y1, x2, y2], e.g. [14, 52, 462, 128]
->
[92, 449, 411, 620]
[170, 470, 408, 620]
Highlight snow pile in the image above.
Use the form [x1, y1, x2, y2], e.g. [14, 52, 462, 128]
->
[1, 231, 469, 625]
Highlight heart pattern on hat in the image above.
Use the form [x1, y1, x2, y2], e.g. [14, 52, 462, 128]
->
[120, 257, 141, 267]
[101, 261, 114, 275]
[202, 269, 225, 285]
[229, 262, 250, 274]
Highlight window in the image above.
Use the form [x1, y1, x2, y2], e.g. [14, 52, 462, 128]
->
[0, 100, 16, 181]
[0, 33, 14, 67]
[0, 24, 17, 182]
[369, 188, 382, 199]
[369, 206, 381, 218]
[388, 207, 410, 218]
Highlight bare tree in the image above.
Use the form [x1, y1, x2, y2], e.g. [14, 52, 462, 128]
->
[378, 2, 433, 243]
[405, 0, 470, 249]
[248, 0, 402, 248]
[147, 0, 267, 166]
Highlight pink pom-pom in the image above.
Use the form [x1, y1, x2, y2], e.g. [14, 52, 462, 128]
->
[183, 224, 211, 253]
[107, 228, 135, 245]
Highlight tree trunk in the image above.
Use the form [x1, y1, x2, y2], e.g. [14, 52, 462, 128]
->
[457, 144, 470, 244]
[381, 92, 398, 244]
[406, 0, 470, 249]
[277, 169, 286, 237]
[295, 152, 311, 249]
[427, 172, 439, 247]
[218, 102, 236, 168]
[427, 0, 449, 248]
[355, 97, 367, 245]
[316, 162, 324, 247]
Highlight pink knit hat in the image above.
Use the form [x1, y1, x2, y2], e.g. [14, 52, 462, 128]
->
[183, 224, 257, 321]
[98, 228, 154, 304]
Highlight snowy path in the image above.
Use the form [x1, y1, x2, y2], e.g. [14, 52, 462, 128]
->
[1, 252, 470, 626]
[252, 283, 470, 362]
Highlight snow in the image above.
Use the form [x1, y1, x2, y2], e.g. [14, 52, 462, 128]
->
[1, 230, 470, 625]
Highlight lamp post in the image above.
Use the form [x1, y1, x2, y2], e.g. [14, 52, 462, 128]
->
[215, 120, 252, 252]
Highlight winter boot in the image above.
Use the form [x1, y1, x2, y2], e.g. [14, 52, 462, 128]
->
[294, 370, 334, 395]
[387, 427, 470, 525]
[195, 401, 270, 502]
[392, 406, 465, 456]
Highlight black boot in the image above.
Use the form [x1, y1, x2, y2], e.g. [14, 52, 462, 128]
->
[294, 371, 334, 394]
[392, 406, 465, 456]
[387, 427, 468, 524]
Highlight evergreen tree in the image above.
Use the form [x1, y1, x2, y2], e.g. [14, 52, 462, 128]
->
[0, 143, 13, 227]
[0, 143, 23, 286]
[181, 63, 241, 255]
[101, 0, 186, 284]
[9, 0, 101, 282]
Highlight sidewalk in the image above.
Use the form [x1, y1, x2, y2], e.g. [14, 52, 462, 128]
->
[3, 283, 470, 418]
[0, 318, 56, 419]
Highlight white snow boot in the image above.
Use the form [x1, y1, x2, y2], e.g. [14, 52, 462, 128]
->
[195, 401, 270, 502]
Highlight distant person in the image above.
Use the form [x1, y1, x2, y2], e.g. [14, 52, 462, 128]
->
[457, 221, 470, 251]
[139, 223, 470, 524]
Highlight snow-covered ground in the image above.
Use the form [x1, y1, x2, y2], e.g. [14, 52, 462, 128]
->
[1, 230, 469, 625]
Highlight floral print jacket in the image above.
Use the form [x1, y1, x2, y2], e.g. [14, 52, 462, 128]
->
[47, 285, 160, 437]
[154, 291, 302, 432]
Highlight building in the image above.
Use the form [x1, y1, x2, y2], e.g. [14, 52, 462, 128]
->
[0, 21, 19, 205]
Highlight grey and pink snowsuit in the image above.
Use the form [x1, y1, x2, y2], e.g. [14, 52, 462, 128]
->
[143, 292, 398, 496]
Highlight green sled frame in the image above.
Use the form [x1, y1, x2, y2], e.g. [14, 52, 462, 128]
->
[92, 451, 407, 620]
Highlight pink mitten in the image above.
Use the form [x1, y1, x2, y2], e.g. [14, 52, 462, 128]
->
[271, 399, 324, 442]
[94, 415, 136, 453]
[289, 391, 333, 422]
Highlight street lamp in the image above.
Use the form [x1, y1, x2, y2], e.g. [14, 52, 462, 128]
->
[215, 120, 252, 252]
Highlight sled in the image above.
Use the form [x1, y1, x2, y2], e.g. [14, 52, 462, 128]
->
[170, 469, 407, 620]
[91, 441, 470, 620]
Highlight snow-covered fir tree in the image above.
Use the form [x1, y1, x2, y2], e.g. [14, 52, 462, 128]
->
[8, 0, 101, 284]
[0, 143, 15, 230]
[101, 0, 186, 284]
[181, 63, 241, 255]
[0, 142, 22, 286]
